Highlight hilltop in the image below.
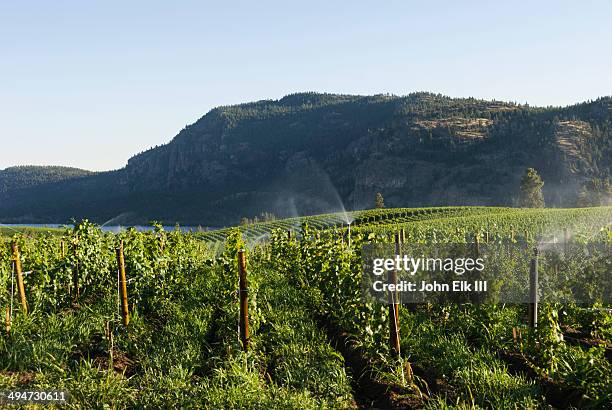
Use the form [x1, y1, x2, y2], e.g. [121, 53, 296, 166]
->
[0, 166, 92, 193]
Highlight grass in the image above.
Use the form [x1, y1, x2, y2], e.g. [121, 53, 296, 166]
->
[399, 309, 545, 409]
[0, 243, 356, 408]
[254, 266, 354, 407]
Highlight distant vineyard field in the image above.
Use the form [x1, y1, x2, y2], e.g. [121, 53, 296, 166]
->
[0, 225, 63, 238]
[199, 206, 612, 243]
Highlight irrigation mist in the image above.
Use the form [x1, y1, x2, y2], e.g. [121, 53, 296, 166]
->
[277, 160, 354, 223]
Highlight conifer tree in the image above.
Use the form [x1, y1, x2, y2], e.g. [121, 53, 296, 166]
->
[519, 168, 545, 208]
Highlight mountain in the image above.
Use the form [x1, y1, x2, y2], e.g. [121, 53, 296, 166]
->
[0, 92, 610, 226]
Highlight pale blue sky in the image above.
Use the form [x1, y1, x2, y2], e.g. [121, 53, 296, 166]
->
[1, 0, 611, 171]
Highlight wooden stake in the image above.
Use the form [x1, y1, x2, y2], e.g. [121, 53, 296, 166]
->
[389, 233, 401, 356]
[5, 306, 10, 335]
[11, 243, 28, 315]
[528, 248, 539, 328]
[60, 240, 70, 295]
[512, 327, 523, 348]
[116, 241, 130, 326]
[73, 243, 80, 299]
[238, 249, 249, 350]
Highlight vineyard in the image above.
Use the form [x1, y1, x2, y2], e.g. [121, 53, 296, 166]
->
[0, 206, 611, 409]
[198, 207, 509, 242]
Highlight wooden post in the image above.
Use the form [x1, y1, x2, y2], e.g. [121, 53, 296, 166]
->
[389, 233, 401, 356]
[512, 327, 522, 348]
[11, 243, 28, 315]
[5, 306, 10, 334]
[401, 228, 406, 244]
[238, 250, 249, 350]
[60, 240, 69, 295]
[72, 243, 80, 299]
[116, 241, 130, 326]
[528, 248, 539, 328]
[287, 230, 292, 241]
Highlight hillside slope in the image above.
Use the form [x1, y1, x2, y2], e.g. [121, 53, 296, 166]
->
[0, 166, 92, 193]
[0, 93, 610, 225]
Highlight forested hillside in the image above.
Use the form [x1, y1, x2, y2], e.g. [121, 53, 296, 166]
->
[1, 93, 610, 225]
[0, 166, 92, 193]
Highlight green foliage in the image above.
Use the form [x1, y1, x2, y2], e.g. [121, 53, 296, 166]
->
[375, 192, 385, 209]
[0, 207, 610, 407]
[577, 177, 612, 207]
[0, 166, 92, 194]
[519, 168, 545, 208]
